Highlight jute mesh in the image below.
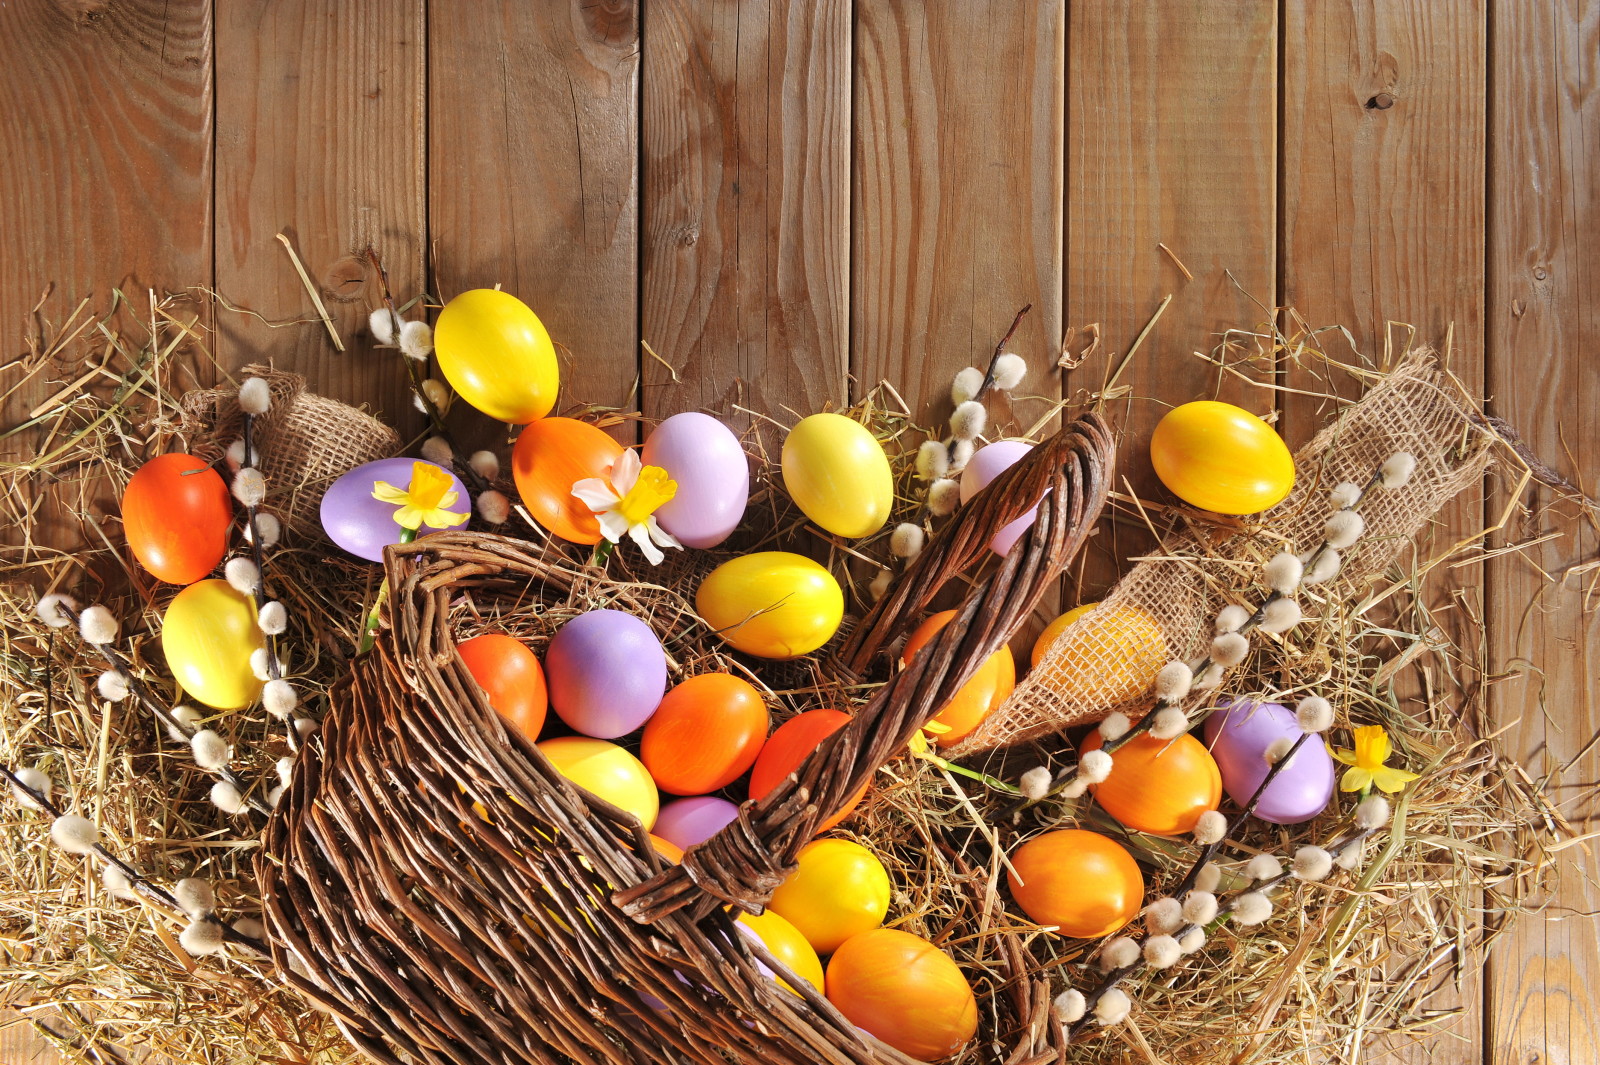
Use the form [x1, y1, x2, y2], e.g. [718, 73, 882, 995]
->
[951, 352, 1494, 756]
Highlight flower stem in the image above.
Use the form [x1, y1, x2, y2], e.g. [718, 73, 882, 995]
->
[357, 527, 416, 654]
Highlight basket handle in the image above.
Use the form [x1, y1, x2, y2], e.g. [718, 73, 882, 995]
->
[614, 412, 1114, 923]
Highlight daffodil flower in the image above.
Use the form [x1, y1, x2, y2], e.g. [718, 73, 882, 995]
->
[571, 449, 683, 565]
[1329, 724, 1420, 794]
[371, 461, 470, 531]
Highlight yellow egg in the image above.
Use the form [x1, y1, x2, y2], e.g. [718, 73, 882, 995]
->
[433, 289, 560, 424]
[737, 909, 825, 995]
[696, 552, 844, 659]
[537, 737, 660, 830]
[781, 413, 894, 538]
[1149, 400, 1295, 514]
[1030, 602, 1168, 708]
[769, 839, 891, 955]
[161, 579, 265, 710]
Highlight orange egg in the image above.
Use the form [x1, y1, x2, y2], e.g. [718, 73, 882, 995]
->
[748, 709, 866, 832]
[648, 834, 685, 864]
[902, 610, 1015, 747]
[1081, 730, 1222, 836]
[456, 633, 547, 742]
[121, 453, 233, 585]
[641, 674, 770, 796]
[1029, 601, 1168, 707]
[1007, 829, 1143, 938]
[510, 417, 625, 545]
[825, 929, 978, 1060]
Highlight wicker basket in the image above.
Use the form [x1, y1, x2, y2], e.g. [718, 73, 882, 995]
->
[257, 413, 1114, 1065]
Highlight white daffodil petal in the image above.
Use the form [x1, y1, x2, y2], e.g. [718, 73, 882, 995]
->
[571, 480, 618, 510]
[631, 523, 665, 565]
[596, 511, 630, 543]
[609, 448, 642, 495]
[646, 516, 682, 550]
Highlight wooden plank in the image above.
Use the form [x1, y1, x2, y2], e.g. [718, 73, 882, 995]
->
[640, 0, 851, 423]
[1486, 2, 1600, 1063]
[213, 0, 427, 437]
[429, 0, 640, 445]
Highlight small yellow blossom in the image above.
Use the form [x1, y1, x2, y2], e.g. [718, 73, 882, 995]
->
[1329, 725, 1419, 794]
[371, 461, 469, 531]
[571, 450, 683, 565]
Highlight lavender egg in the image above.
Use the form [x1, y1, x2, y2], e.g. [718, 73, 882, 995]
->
[1204, 699, 1335, 825]
[653, 795, 740, 850]
[320, 458, 471, 563]
[959, 441, 1040, 556]
[545, 610, 668, 739]
[642, 412, 749, 549]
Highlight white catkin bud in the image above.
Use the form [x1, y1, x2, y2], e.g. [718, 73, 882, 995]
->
[232, 468, 267, 508]
[368, 308, 397, 345]
[51, 815, 99, 855]
[238, 377, 272, 415]
[1097, 712, 1131, 743]
[1180, 928, 1207, 954]
[992, 353, 1028, 391]
[191, 730, 230, 771]
[231, 916, 266, 941]
[1094, 987, 1132, 1026]
[1192, 810, 1228, 846]
[174, 877, 215, 918]
[1324, 510, 1366, 549]
[1192, 663, 1227, 691]
[1264, 736, 1295, 765]
[1143, 935, 1181, 970]
[947, 439, 975, 473]
[1295, 696, 1334, 733]
[96, 670, 130, 702]
[167, 705, 203, 743]
[420, 377, 451, 409]
[1079, 749, 1113, 784]
[257, 600, 288, 636]
[1292, 845, 1335, 881]
[1019, 766, 1052, 802]
[890, 523, 926, 560]
[399, 320, 435, 361]
[951, 366, 985, 406]
[1380, 451, 1417, 489]
[276, 756, 296, 788]
[420, 436, 454, 466]
[211, 779, 245, 815]
[949, 400, 988, 442]
[1246, 854, 1284, 882]
[1060, 777, 1090, 800]
[1259, 598, 1303, 634]
[250, 648, 280, 682]
[413, 393, 429, 415]
[1302, 548, 1342, 585]
[1195, 862, 1223, 894]
[1214, 604, 1250, 634]
[1336, 839, 1366, 870]
[1330, 481, 1362, 509]
[1210, 631, 1249, 667]
[1053, 989, 1086, 1024]
[1356, 795, 1392, 829]
[1100, 936, 1140, 972]
[102, 865, 136, 900]
[245, 511, 281, 548]
[915, 440, 950, 481]
[225, 556, 262, 596]
[1182, 891, 1218, 926]
[35, 593, 78, 629]
[469, 450, 501, 480]
[268, 784, 285, 808]
[1149, 707, 1189, 740]
[262, 679, 298, 720]
[11, 768, 53, 810]
[225, 438, 250, 471]
[927, 478, 962, 516]
[1143, 897, 1183, 934]
[868, 568, 892, 602]
[294, 717, 320, 741]
[78, 605, 118, 645]
[477, 489, 512, 525]
[1231, 892, 1274, 926]
[1154, 661, 1194, 701]
[1263, 552, 1304, 595]
[180, 920, 226, 957]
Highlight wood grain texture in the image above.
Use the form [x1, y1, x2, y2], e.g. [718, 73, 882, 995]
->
[214, 0, 427, 435]
[1486, 2, 1600, 1063]
[640, 0, 851, 423]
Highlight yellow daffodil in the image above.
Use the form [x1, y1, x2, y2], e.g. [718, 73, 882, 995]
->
[371, 461, 470, 531]
[571, 450, 683, 565]
[1329, 725, 1420, 794]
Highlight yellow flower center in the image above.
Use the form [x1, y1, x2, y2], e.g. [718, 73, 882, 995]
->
[616, 465, 677, 526]
[406, 461, 453, 512]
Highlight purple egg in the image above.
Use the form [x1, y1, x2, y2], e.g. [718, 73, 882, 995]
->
[320, 458, 471, 563]
[653, 795, 740, 850]
[959, 441, 1041, 556]
[545, 610, 668, 738]
[642, 413, 750, 549]
[1204, 699, 1336, 824]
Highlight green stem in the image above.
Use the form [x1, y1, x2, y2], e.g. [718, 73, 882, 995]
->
[357, 527, 416, 654]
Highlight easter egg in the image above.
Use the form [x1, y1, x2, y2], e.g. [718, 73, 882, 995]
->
[653, 795, 740, 850]
[641, 674, 769, 795]
[511, 418, 625, 545]
[749, 709, 866, 832]
[769, 838, 891, 955]
[1029, 602, 1168, 707]
[1204, 699, 1336, 824]
[780, 413, 893, 538]
[432, 289, 559, 424]
[121, 453, 233, 585]
[161, 579, 265, 710]
[545, 610, 667, 739]
[696, 552, 844, 660]
[537, 737, 659, 829]
[648, 835, 685, 864]
[456, 633, 547, 742]
[825, 929, 978, 1060]
[737, 909, 825, 995]
[321, 458, 471, 563]
[641, 413, 749, 549]
[959, 440, 1043, 556]
[901, 610, 1015, 747]
[1149, 400, 1295, 514]
[1007, 829, 1143, 938]
[1081, 730, 1222, 836]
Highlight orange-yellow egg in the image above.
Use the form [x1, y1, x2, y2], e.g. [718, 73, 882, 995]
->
[1081, 730, 1222, 837]
[1029, 602, 1168, 708]
[1006, 829, 1143, 938]
[641, 673, 769, 796]
[511, 417, 624, 545]
[769, 839, 891, 955]
[902, 610, 1015, 748]
[456, 633, 547, 742]
[825, 929, 978, 1060]
[537, 737, 659, 830]
[737, 909, 824, 995]
[1149, 400, 1295, 514]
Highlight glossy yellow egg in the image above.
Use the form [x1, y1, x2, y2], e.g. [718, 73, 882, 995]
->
[737, 909, 825, 995]
[781, 413, 894, 538]
[1149, 400, 1295, 514]
[433, 289, 560, 424]
[537, 737, 659, 830]
[696, 552, 844, 659]
[161, 579, 265, 710]
[769, 839, 891, 955]
[1029, 602, 1168, 707]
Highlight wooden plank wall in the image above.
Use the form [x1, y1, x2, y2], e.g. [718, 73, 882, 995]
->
[2, 2, 1597, 1063]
